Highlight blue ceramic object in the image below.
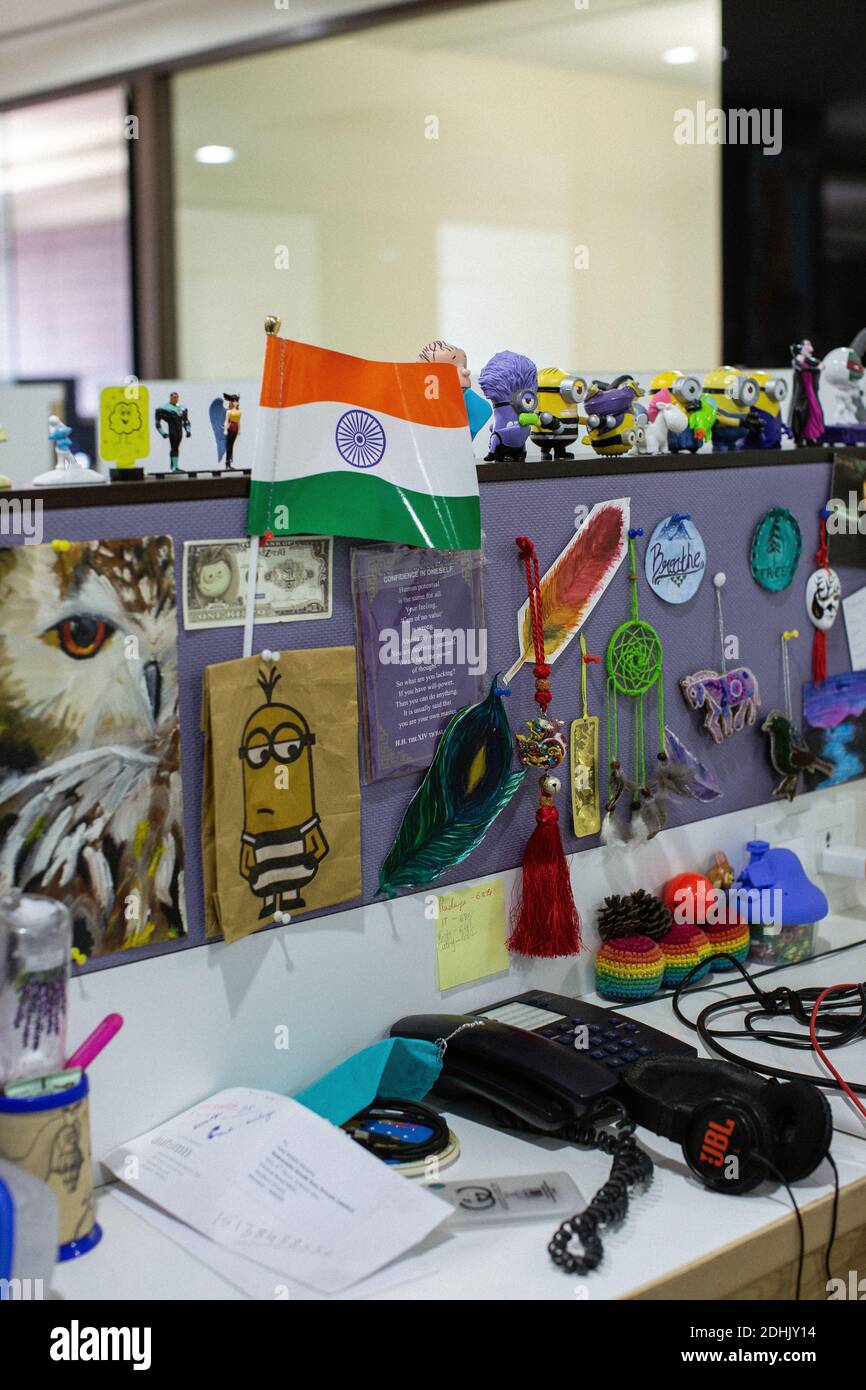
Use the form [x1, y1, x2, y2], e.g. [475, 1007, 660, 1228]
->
[737, 839, 828, 926]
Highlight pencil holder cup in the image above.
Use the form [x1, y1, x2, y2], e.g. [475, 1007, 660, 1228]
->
[0, 1074, 101, 1261]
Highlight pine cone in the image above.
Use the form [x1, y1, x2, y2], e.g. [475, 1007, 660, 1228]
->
[597, 889, 672, 942]
[629, 888, 673, 941]
[597, 894, 641, 941]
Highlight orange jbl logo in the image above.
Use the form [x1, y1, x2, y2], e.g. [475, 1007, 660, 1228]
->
[699, 1116, 736, 1167]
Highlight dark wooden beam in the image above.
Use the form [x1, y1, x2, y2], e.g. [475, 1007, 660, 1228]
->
[128, 75, 177, 380]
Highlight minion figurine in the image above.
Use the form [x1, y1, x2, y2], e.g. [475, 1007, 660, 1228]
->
[646, 370, 710, 453]
[531, 368, 588, 459]
[648, 370, 702, 412]
[740, 370, 790, 449]
[702, 366, 760, 451]
[583, 375, 645, 456]
[238, 665, 329, 920]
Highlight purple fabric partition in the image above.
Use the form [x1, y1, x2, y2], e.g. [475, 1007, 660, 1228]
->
[13, 457, 860, 973]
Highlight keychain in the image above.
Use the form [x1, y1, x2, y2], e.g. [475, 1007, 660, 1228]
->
[806, 506, 841, 685]
[508, 535, 581, 958]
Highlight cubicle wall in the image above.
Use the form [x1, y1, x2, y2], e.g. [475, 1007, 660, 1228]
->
[6, 448, 859, 977]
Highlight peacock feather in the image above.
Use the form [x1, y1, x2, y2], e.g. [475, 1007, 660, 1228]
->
[378, 678, 525, 897]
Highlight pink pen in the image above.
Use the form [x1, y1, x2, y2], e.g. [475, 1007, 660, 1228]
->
[65, 1013, 124, 1071]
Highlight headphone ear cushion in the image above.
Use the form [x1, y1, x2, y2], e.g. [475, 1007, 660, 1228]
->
[759, 1081, 833, 1183]
[683, 1096, 776, 1194]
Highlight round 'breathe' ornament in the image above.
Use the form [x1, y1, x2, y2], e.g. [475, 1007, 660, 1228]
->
[644, 512, 706, 604]
[750, 507, 802, 591]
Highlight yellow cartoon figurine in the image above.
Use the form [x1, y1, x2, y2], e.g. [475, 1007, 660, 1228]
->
[740, 370, 790, 449]
[582, 376, 645, 456]
[238, 664, 329, 921]
[531, 368, 588, 459]
[702, 365, 760, 452]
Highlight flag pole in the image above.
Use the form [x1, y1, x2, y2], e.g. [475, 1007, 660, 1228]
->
[242, 314, 281, 659]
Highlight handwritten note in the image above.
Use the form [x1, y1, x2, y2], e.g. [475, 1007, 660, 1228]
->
[843, 584, 866, 671]
[435, 880, 508, 991]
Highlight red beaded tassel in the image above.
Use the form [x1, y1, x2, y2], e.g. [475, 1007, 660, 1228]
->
[812, 510, 829, 685]
[508, 536, 581, 958]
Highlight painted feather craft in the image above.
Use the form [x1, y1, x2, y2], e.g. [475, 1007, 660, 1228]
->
[378, 677, 525, 897]
[505, 498, 629, 683]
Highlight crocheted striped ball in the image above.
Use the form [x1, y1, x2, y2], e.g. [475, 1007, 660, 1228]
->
[703, 917, 750, 967]
[660, 920, 713, 988]
[595, 933, 665, 1002]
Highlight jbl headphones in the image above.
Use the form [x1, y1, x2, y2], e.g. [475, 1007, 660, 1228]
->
[617, 1056, 833, 1194]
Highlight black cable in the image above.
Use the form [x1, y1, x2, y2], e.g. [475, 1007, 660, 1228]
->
[824, 1152, 840, 1286]
[751, 1153, 805, 1300]
[671, 953, 866, 1092]
[547, 1103, 654, 1276]
[344, 1097, 450, 1164]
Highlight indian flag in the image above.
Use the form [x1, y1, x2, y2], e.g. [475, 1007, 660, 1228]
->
[249, 335, 481, 550]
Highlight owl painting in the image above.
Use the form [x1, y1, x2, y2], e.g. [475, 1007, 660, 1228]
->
[0, 537, 186, 960]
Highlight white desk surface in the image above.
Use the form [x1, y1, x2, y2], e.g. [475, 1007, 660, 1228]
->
[54, 939, 866, 1304]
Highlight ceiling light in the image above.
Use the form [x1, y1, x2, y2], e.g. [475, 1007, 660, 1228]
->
[662, 46, 698, 65]
[194, 145, 236, 165]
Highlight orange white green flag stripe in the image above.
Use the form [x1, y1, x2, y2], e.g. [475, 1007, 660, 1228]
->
[249, 335, 481, 550]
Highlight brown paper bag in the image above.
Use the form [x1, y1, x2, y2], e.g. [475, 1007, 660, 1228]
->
[201, 647, 362, 942]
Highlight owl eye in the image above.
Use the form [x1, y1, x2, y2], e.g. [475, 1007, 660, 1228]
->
[48, 616, 115, 660]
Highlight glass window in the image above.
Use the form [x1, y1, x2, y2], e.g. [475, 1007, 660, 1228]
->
[173, 0, 722, 378]
[0, 86, 133, 418]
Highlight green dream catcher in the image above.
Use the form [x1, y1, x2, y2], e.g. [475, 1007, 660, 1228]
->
[604, 527, 667, 843]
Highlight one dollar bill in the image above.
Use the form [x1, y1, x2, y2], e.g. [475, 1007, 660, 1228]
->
[183, 536, 332, 629]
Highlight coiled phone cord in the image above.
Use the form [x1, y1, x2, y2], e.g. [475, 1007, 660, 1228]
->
[548, 1106, 654, 1275]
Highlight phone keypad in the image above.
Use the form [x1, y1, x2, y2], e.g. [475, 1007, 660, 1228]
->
[530, 1016, 661, 1070]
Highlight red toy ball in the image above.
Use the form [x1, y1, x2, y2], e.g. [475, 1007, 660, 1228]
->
[661, 872, 718, 926]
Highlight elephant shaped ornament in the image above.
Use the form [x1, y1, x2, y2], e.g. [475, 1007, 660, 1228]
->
[680, 572, 761, 743]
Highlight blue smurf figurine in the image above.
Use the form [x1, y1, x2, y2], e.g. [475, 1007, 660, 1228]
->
[35, 414, 104, 486]
[48, 414, 76, 465]
[478, 350, 541, 462]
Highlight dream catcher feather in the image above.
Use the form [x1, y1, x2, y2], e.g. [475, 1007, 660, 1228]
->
[603, 527, 667, 842]
[378, 678, 525, 897]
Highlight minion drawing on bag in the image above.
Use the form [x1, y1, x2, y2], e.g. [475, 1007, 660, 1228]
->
[238, 665, 329, 919]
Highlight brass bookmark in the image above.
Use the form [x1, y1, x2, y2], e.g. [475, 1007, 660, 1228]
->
[570, 634, 601, 836]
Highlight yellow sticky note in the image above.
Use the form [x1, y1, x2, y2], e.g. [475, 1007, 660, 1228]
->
[99, 385, 150, 467]
[435, 880, 508, 991]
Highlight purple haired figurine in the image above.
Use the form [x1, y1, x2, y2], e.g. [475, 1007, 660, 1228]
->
[478, 351, 541, 462]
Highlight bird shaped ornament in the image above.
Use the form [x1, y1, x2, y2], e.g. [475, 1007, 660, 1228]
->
[762, 630, 834, 801]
